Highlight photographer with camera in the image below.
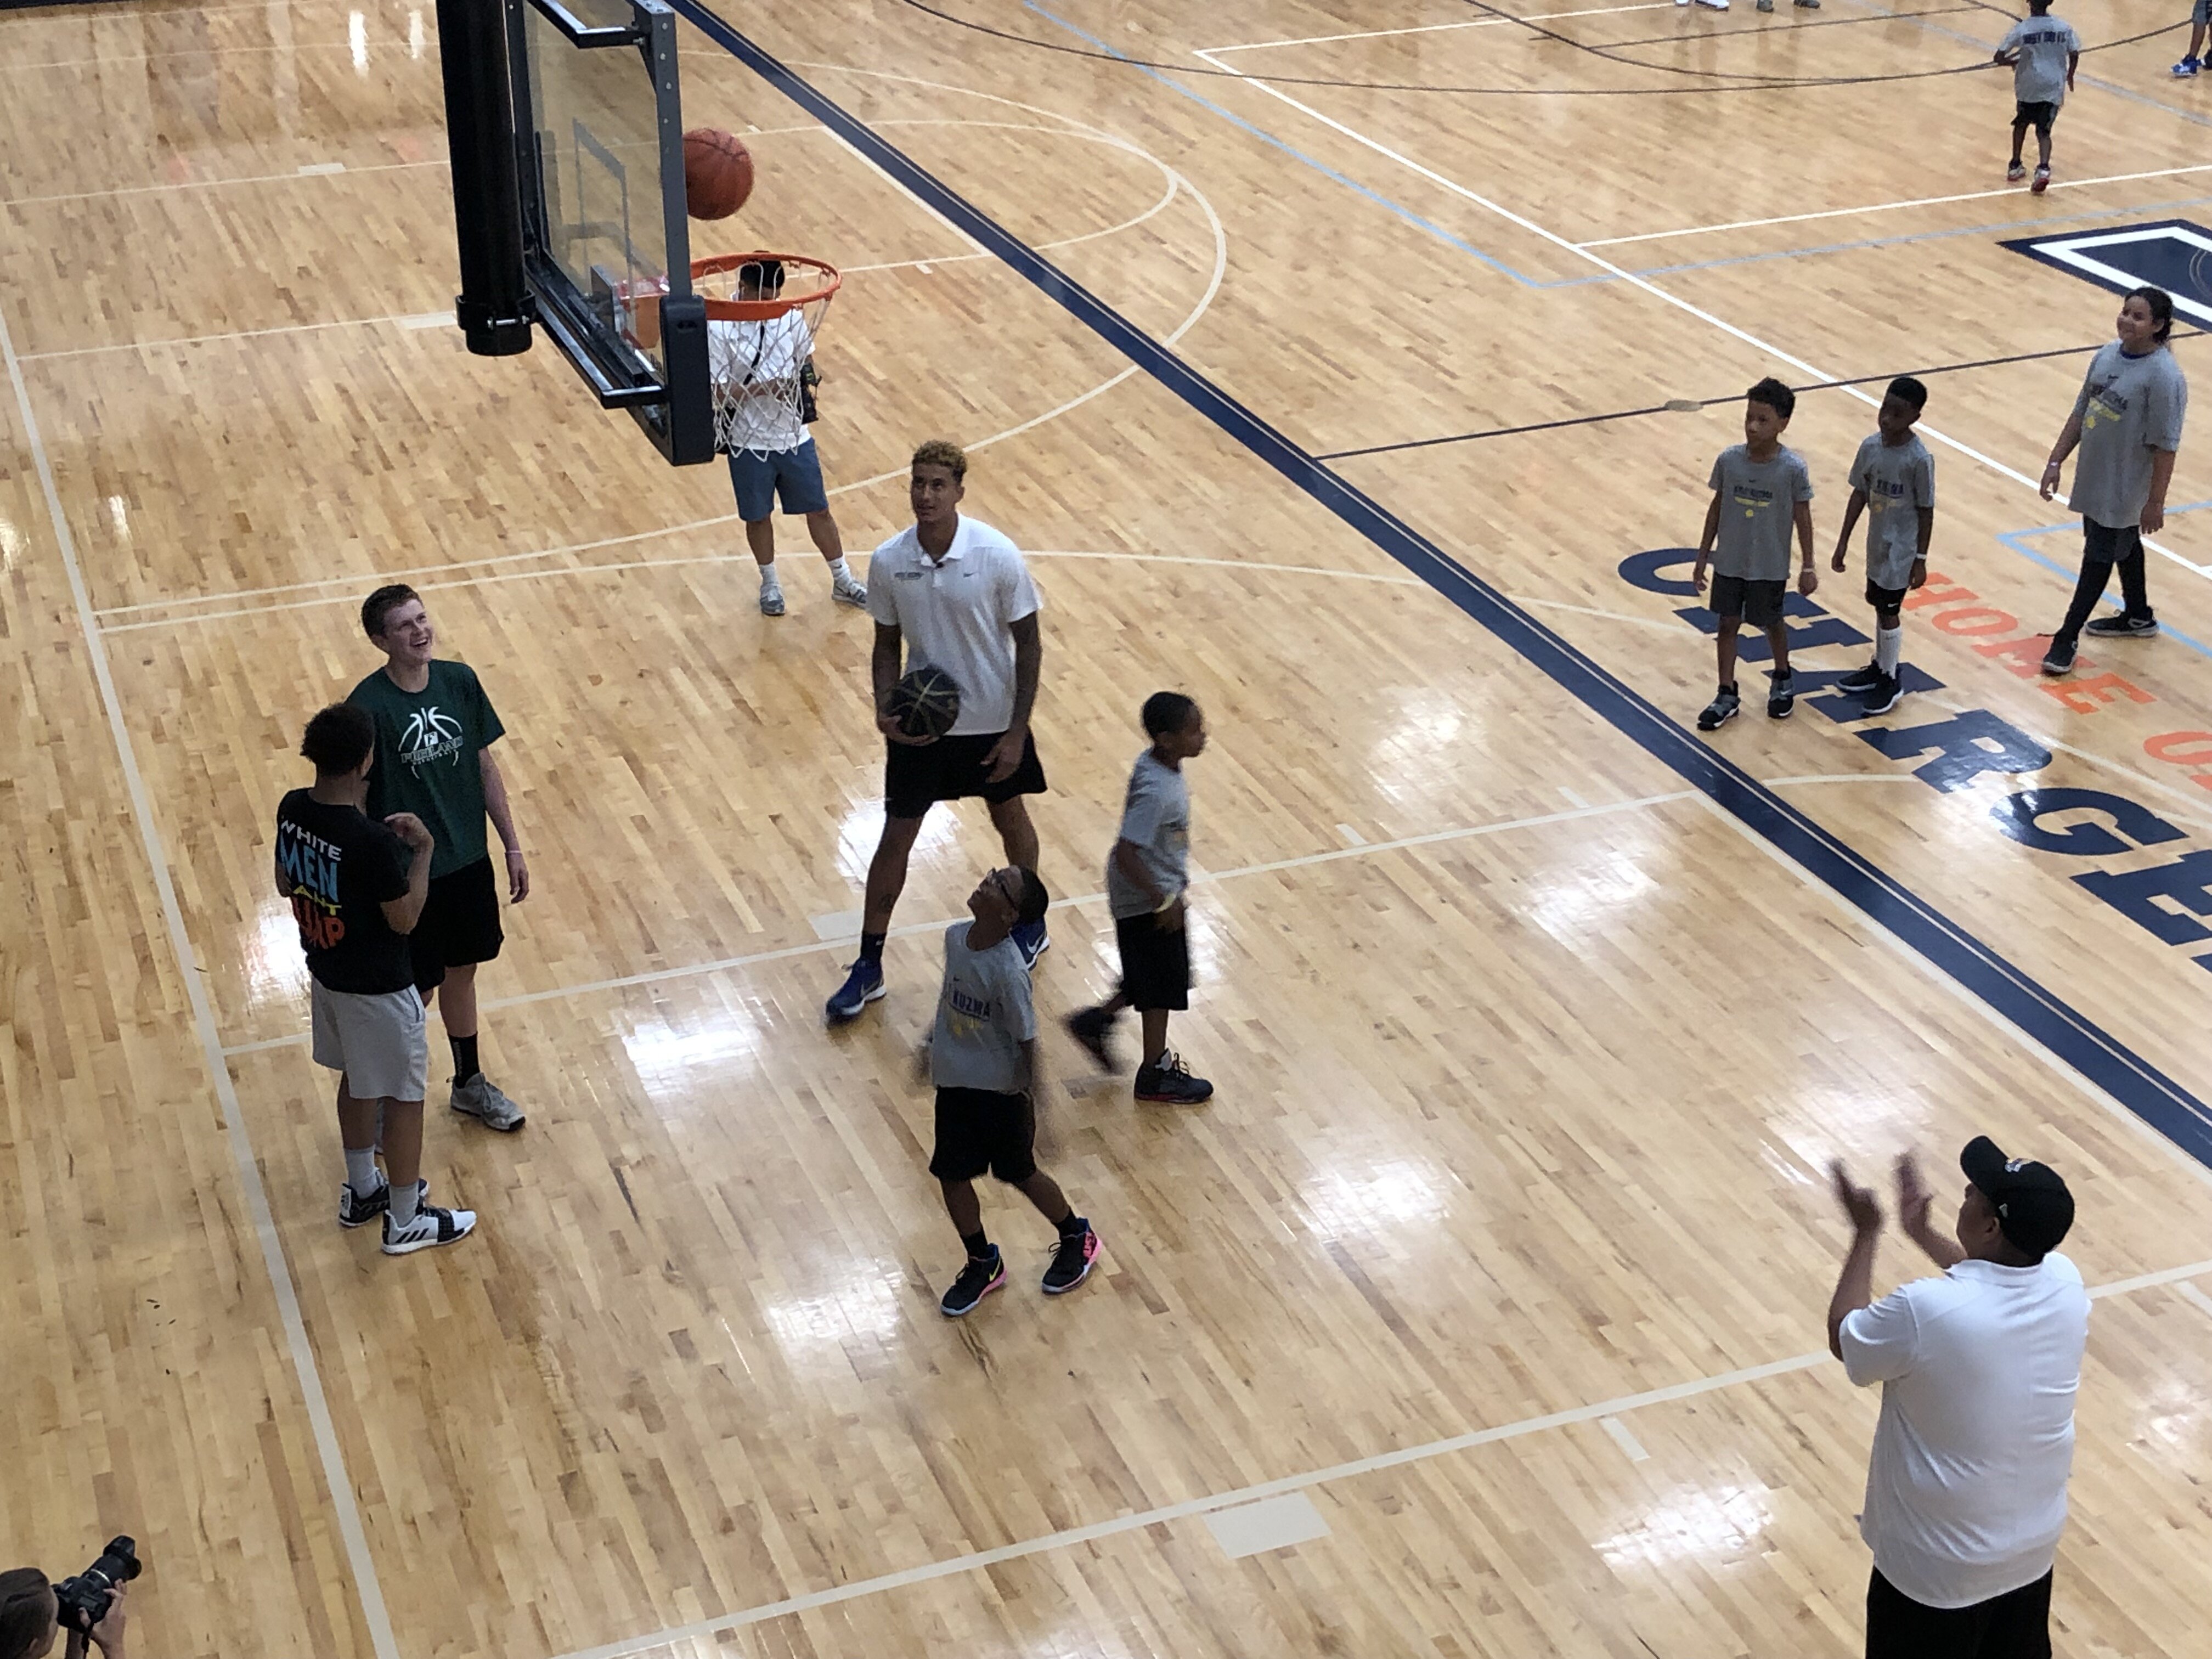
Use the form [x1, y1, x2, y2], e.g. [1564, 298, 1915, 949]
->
[2, 1537, 138, 1659]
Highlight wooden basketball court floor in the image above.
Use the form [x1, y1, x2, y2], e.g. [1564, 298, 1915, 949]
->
[11, 0, 2212, 1654]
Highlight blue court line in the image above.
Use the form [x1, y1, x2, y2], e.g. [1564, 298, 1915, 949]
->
[670, 0, 2212, 1167]
[1996, 500, 2212, 662]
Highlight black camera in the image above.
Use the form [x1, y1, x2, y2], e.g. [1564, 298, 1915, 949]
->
[54, 1537, 140, 1634]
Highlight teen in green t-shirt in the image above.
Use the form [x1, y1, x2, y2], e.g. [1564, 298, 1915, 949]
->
[348, 584, 531, 1132]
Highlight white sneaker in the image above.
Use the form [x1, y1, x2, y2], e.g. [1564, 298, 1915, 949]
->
[1694, 0, 1728, 9]
[382, 1189, 477, 1255]
[759, 580, 786, 617]
[832, 575, 868, 608]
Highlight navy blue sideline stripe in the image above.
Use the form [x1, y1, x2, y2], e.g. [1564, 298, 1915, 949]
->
[671, 0, 2212, 1166]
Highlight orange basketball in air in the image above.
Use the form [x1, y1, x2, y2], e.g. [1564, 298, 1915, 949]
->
[684, 128, 754, 221]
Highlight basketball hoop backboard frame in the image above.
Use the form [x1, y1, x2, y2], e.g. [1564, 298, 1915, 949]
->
[504, 0, 713, 464]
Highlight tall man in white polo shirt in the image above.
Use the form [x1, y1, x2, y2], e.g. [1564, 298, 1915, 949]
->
[1827, 1138, 2088, 1659]
[826, 440, 1049, 1022]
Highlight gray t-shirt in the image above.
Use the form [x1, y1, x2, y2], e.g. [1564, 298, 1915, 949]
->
[929, 922, 1035, 1094]
[1848, 433, 1937, 589]
[1999, 15, 2079, 106]
[2069, 341, 2187, 530]
[1709, 444, 1813, 581]
[1105, 751, 1192, 921]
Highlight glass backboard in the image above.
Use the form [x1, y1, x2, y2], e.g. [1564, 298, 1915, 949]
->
[505, 0, 713, 464]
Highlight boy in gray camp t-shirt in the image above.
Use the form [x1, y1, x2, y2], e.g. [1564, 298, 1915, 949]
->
[925, 866, 1102, 1318]
[1996, 0, 2080, 191]
[1067, 692, 1213, 1106]
[1693, 376, 1817, 732]
[2041, 289, 2190, 672]
[1831, 377, 1937, 716]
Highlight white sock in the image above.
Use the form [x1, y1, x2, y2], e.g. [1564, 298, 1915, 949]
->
[390, 1180, 421, 1227]
[345, 1148, 383, 1196]
[827, 555, 852, 582]
[759, 562, 780, 587]
[1876, 625, 1901, 675]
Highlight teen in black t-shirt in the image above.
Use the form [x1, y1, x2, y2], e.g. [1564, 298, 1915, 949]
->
[274, 704, 476, 1256]
[274, 790, 414, 994]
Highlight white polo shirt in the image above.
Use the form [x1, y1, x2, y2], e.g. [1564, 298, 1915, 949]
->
[866, 515, 1041, 737]
[1839, 1253, 2090, 1610]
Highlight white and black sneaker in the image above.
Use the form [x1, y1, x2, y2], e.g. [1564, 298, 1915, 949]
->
[2083, 613, 2159, 639]
[1862, 673, 1903, 715]
[831, 574, 868, 608]
[1837, 662, 1883, 693]
[1696, 684, 1741, 731]
[382, 1189, 477, 1256]
[338, 1178, 390, 1229]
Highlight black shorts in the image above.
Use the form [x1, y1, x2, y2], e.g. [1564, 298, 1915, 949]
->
[884, 730, 1047, 821]
[410, 856, 504, 995]
[929, 1086, 1037, 1184]
[1114, 911, 1190, 1012]
[1866, 577, 1909, 613]
[1865, 1567, 2051, 1659]
[1709, 573, 1786, 628]
[2015, 99, 2058, 136]
[2083, 518, 2143, 565]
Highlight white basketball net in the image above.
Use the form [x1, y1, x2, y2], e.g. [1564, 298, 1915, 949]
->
[695, 255, 839, 458]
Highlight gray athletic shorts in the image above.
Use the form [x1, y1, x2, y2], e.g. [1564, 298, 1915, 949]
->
[311, 981, 428, 1102]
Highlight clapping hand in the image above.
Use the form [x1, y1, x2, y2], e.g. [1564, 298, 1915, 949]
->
[1831, 1160, 1883, 1234]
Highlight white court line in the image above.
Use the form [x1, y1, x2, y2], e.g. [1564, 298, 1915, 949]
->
[1767, 773, 1930, 787]
[1581, 163, 2212, 249]
[222, 791, 1700, 1053]
[1599, 1415, 1651, 1463]
[1202, 2, 1673, 55]
[546, 1256, 2211, 1659]
[0, 263, 399, 1656]
[92, 78, 1224, 622]
[1187, 47, 2211, 583]
[2, 157, 445, 208]
[2176, 1280, 2212, 1319]
[1694, 789, 2212, 1195]
[100, 548, 1414, 634]
[26, 121, 1183, 366]
[1336, 822, 1369, 845]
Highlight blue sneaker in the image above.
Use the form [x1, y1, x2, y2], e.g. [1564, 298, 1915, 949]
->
[2174, 55, 2202, 77]
[825, 957, 885, 1023]
[1011, 918, 1049, 970]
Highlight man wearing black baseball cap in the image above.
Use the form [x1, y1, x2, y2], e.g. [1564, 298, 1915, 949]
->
[1826, 1138, 2090, 1659]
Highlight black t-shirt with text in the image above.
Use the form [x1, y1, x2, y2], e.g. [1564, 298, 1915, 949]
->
[274, 789, 415, 994]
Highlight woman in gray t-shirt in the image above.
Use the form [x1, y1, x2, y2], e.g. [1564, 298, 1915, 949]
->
[2039, 285, 2188, 675]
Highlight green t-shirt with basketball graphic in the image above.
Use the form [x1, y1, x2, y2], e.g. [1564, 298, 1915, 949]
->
[347, 660, 505, 880]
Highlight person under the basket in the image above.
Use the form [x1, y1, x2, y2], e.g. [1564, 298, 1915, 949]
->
[709, 257, 866, 617]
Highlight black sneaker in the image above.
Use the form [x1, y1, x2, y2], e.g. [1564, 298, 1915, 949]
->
[1838, 662, 1882, 693]
[1861, 673, 1903, 715]
[1135, 1051, 1214, 1104]
[1065, 1005, 1122, 1071]
[1696, 684, 1741, 731]
[2084, 613, 2159, 639]
[939, 1247, 1006, 1317]
[2041, 638, 2078, 676]
[338, 1178, 390, 1229]
[1767, 667, 1797, 720]
[1041, 1223, 1102, 1295]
